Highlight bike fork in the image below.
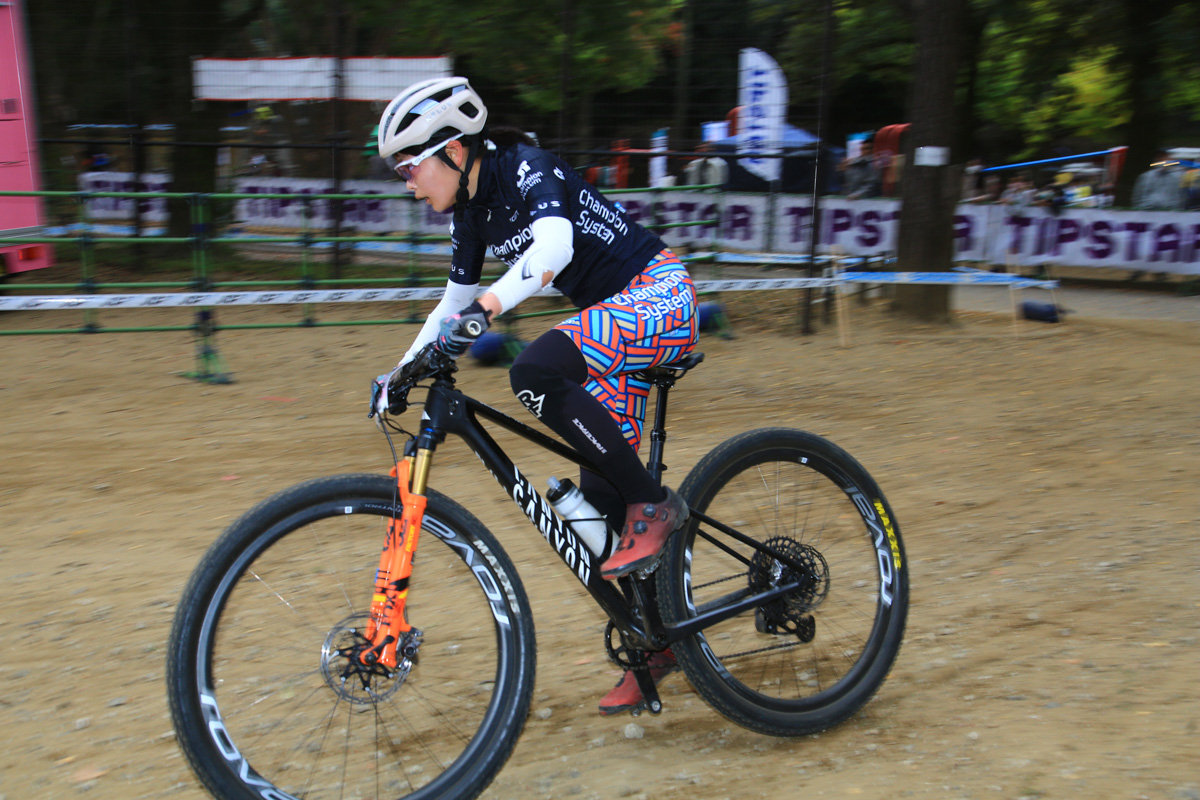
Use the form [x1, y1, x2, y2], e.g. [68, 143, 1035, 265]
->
[362, 447, 432, 670]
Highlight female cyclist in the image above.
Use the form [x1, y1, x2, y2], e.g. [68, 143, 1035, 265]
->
[374, 77, 697, 715]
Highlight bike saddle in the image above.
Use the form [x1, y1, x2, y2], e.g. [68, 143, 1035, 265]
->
[638, 352, 705, 385]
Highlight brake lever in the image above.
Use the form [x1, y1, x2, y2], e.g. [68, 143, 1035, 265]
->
[368, 374, 388, 419]
[367, 345, 455, 421]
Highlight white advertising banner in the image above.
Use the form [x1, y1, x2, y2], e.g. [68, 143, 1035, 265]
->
[608, 191, 770, 252]
[76, 173, 1200, 274]
[231, 178, 410, 233]
[78, 172, 173, 222]
[737, 48, 787, 184]
[985, 207, 1200, 274]
[192, 56, 452, 102]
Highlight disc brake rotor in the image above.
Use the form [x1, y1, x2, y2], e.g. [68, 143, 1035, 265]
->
[320, 613, 421, 704]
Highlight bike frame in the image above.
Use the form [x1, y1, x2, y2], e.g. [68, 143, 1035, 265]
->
[363, 373, 807, 669]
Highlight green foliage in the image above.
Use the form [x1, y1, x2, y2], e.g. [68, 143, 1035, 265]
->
[385, 0, 682, 114]
[973, 0, 1200, 157]
[752, 0, 913, 118]
[24, 0, 1200, 170]
[1016, 47, 1130, 150]
[1160, 3, 1200, 123]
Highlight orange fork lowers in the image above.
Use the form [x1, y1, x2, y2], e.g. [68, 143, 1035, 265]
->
[362, 458, 427, 670]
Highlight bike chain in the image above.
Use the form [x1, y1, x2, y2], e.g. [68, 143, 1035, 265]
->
[603, 563, 815, 669]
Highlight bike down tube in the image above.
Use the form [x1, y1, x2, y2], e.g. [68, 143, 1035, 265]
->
[426, 387, 654, 646]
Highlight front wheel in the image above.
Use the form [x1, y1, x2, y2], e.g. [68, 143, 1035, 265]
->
[167, 474, 536, 800]
[658, 428, 908, 737]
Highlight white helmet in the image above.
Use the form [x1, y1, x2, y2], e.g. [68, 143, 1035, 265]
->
[377, 77, 488, 160]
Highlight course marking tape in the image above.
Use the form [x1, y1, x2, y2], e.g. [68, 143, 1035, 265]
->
[0, 287, 449, 311]
[0, 273, 1056, 313]
[838, 272, 1058, 289]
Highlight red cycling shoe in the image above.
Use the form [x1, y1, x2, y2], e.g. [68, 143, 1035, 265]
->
[600, 487, 689, 579]
[597, 649, 678, 716]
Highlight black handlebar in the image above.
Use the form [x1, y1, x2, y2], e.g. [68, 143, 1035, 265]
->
[368, 344, 459, 420]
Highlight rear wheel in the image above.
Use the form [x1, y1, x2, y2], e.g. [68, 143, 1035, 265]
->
[167, 474, 536, 800]
[659, 428, 908, 736]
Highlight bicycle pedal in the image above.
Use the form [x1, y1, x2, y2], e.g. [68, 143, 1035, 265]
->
[633, 557, 663, 581]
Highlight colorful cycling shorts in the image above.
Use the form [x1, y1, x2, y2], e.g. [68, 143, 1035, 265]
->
[556, 249, 698, 452]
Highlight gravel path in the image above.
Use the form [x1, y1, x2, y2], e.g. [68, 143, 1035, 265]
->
[953, 283, 1200, 323]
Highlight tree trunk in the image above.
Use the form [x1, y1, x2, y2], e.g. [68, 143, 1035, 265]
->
[892, 0, 965, 323]
[160, 0, 263, 242]
[1113, 0, 1177, 208]
[166, 103, 222, 240]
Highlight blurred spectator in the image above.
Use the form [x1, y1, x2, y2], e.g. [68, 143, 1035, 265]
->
[1064, 175, 1093, 207]
[842, 138, 881, 199]
[1034, 175, 1069, 215]
[979, 173, 1003, 203]
[882, 152, 904, 197]
[960, 158, 984, 201]
[363, 151, 393, 181]
[81, 146, 112, 171]
[239, 149, 281, 177]
[683, 144, 729, 187]
[1132, 151, 1186, 210]
[999, 174, 1035, 209]
[1094, 182, 1115, 208]
[963, 171, 1001, 203]
[362, 124, 394, 181]
[1182, 167, 1200, 210]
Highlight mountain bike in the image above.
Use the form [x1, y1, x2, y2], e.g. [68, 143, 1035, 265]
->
[166, 344, 909, 800]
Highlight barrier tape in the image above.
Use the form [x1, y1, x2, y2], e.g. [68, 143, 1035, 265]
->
[0, 287, 451, 311]
[0, 273, 1054, 313]
[838, 272, 1058, 289]
[0, 278, 838, 312]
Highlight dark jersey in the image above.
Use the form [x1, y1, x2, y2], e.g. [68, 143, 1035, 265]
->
[449, 142, 666, 309]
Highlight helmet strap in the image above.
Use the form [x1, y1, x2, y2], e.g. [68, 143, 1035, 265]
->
[443, 138, 480, 220]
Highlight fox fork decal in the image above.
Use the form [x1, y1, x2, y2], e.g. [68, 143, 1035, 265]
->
[362, 459, 428, 669]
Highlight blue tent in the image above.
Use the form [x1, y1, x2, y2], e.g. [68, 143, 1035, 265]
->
[709, 124, 841, 192]
[712, 123, 820, 150]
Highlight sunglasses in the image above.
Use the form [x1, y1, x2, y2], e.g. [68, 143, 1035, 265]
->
[393, 134, 465, 181]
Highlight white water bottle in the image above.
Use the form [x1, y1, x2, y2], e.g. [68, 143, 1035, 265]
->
[546, 477, 615, 558]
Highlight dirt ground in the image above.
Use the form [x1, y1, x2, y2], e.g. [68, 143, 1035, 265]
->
[1, 293, 1198, 800]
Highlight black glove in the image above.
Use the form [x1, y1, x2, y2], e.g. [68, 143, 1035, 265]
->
[436, 300, 491, 357]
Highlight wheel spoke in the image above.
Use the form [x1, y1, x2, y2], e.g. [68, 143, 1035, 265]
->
[168, 476, 534, 800]
[660, 430, 908, 736]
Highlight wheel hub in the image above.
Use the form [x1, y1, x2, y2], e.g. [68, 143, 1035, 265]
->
[320, 613, 421, 704]
[749, 537, 828, 641]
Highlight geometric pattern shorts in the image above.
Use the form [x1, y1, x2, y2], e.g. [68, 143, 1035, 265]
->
[556, 248, 699, 452]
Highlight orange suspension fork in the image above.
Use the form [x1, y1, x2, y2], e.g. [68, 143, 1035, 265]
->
[362, 448, 431, 669]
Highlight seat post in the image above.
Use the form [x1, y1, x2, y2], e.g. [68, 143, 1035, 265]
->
[636, 351, 703, 484]
[645, 379, 675, 483]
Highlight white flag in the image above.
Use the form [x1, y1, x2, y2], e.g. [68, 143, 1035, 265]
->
[737, 48, 788, 183]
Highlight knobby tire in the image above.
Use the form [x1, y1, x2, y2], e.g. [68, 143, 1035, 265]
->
[166, 474, 536, 800]
[658, 428, 909, 737]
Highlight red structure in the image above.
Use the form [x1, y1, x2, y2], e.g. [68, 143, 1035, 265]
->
[0, 0, 52, 275]
[874, 123, 910, 197]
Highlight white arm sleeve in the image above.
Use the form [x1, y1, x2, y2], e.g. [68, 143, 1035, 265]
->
[400, 279, 479, 365]
[487, 216, 574, 315]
